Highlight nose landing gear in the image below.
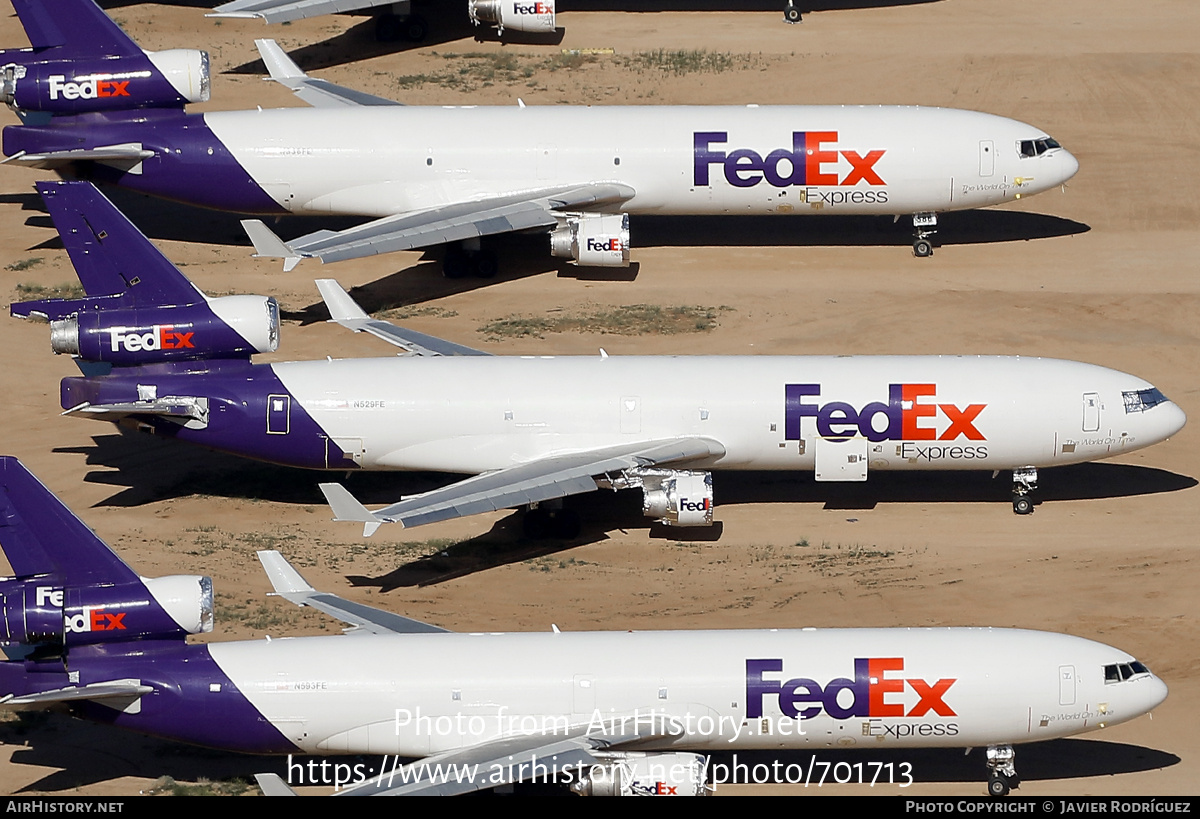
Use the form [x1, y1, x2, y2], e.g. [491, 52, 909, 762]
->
[1011, 466, 1038, 515]
[985, 745, 1020, 796]
[912, 212, 938, 257]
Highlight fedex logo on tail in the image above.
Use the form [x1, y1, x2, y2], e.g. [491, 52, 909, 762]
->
[746, 658, 956, 720]
[694, 132, 885, 189]
[48, 75, 132, 102]
[110, 325, 195, 354]
[785, 383, 986, 443]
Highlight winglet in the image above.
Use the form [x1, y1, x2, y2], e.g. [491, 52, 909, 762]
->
[319, 483, 384, 537]
[255, 39, 307, 81]
[315, 279, 370, 323]
[254, 773, 297, 796]
[241, 220, 302, 272]
[256, 550, 315, 596]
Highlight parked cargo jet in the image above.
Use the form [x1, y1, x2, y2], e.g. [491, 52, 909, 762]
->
[0, 2, 1079, 272]
[13, 182, 1185, 535]
[0, 457, 1169, 796]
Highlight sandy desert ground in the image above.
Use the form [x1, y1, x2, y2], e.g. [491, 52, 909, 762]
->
[0, 0, 1196, 797]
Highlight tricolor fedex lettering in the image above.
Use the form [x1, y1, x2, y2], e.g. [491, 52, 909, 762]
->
[110, 325, 195, 353]
[694, 131, 886, 190]
[586, 237, 623, 253]
[785, 383, 986, 443]
[34, 587, 126, 634]
[48, 75, 132, 101]
[746, 658, 957, 720]
[514, 1, 552, 13]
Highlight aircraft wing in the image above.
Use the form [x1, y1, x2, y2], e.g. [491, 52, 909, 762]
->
[315, 279, 490, 356]
[253, 39, 401, 108]
[241, 183, 636, 270]
[209, 0, 394, 25]
[320, 437, 725, 535]
[256, 550, 448, 635]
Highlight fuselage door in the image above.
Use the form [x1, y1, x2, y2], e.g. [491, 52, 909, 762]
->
[1082, 392, 1101, 432]
[267, 394, 290, 435]
[979, 140, 995, 177]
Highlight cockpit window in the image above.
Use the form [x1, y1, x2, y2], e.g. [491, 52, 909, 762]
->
[1019, 137, 1062, 158]
[1123, 388, 1169, 413]
[1104, 661, 1152, 684]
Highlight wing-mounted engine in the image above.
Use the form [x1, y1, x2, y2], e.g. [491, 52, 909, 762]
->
[0, 574, 213, 649]
[570, 752, 709, 797]
[550, 213, 631, 267]
[18, 295, 280, 365]
[599, 468, 715, 527]
[468, 0, 556, 34]
[0, 49, 209, 116]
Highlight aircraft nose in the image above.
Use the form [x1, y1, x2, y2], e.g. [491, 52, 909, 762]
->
[1060, 149, 1080, 184]
[1158, 401, 1187, 440]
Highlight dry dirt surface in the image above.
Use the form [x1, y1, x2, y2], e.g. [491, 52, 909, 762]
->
[0, 0, 1197, 798]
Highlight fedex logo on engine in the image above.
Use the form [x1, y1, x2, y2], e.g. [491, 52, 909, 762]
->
[110, 325, 195, 354]
[586, 237, 623, 253]
[34, 588, 126, 633]
[746, 658, 956, 720]
[514, 2, 552, 13]
[785, 383, 986, 442]
[694, 131, 885, 189]
[48, 75, 131, 102]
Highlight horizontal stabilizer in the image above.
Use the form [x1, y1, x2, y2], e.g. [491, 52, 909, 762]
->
[62, 396, 210, 426]
[257, 550, 448, 634]
[315, 279, 489, 356]
[254, 40, 401, 107]
[5, 145, 154, 175]
[2, 680, 152, 709]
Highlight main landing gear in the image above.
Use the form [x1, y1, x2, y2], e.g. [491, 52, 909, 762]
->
[784, 1, 802, 23]
[911, 212, 938, 257]
[442, 241, 499, 279]
[1011, 466, 1038, 515]
[523, 503, 581, 540]
[985, 745, 1020, 796]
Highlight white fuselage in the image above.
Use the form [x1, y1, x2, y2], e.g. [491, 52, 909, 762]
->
[271, 355, 1183, 475]
[207, 627, 1166, 756]
[206, 105, 1079, 218]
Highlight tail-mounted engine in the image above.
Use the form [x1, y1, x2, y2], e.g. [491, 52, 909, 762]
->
[23, 295, 279, 365]
[0, 574, 213, 648]
[599, 468, 715, 527]
[0, 49, 209, 116]
[468, 0, 556, 34]
[570, 752, 709, 797]
[550, 213, 631, 267]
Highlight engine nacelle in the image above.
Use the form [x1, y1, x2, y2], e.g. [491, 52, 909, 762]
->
[570, 752, 709, 797]
[550, 213, 630, 267]
[0, 49, 209, 115]
[0, 575, 213, 647]
[46, 296, 279, 364]
[643, 471, 714, 527]
[468, 0, 556, 34]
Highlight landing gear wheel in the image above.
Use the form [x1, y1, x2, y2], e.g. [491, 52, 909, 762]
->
[472, 250, 499, 279]
[784, 1, 802, 23]
[988, 775, 1010, 797]
[913, 238, 933, 257]
[442, 247, 470, 279]
[403, 14, 428, 42]
[549, 509, 581, 539]
[523, 509, 550, 539]
[1012, 495, 1033, 515]
[375, 13, 402, 42]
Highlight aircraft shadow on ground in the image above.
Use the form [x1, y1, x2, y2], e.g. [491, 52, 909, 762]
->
[707, 738, 1178, 787]
[1, 710, 1176, 794]
[62, 433, 1196, 587]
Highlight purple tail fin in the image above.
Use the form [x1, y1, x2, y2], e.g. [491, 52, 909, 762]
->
[11, 0, 142, 58]
[35, 180, 202, 306]
[0, 456, 139, 586]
